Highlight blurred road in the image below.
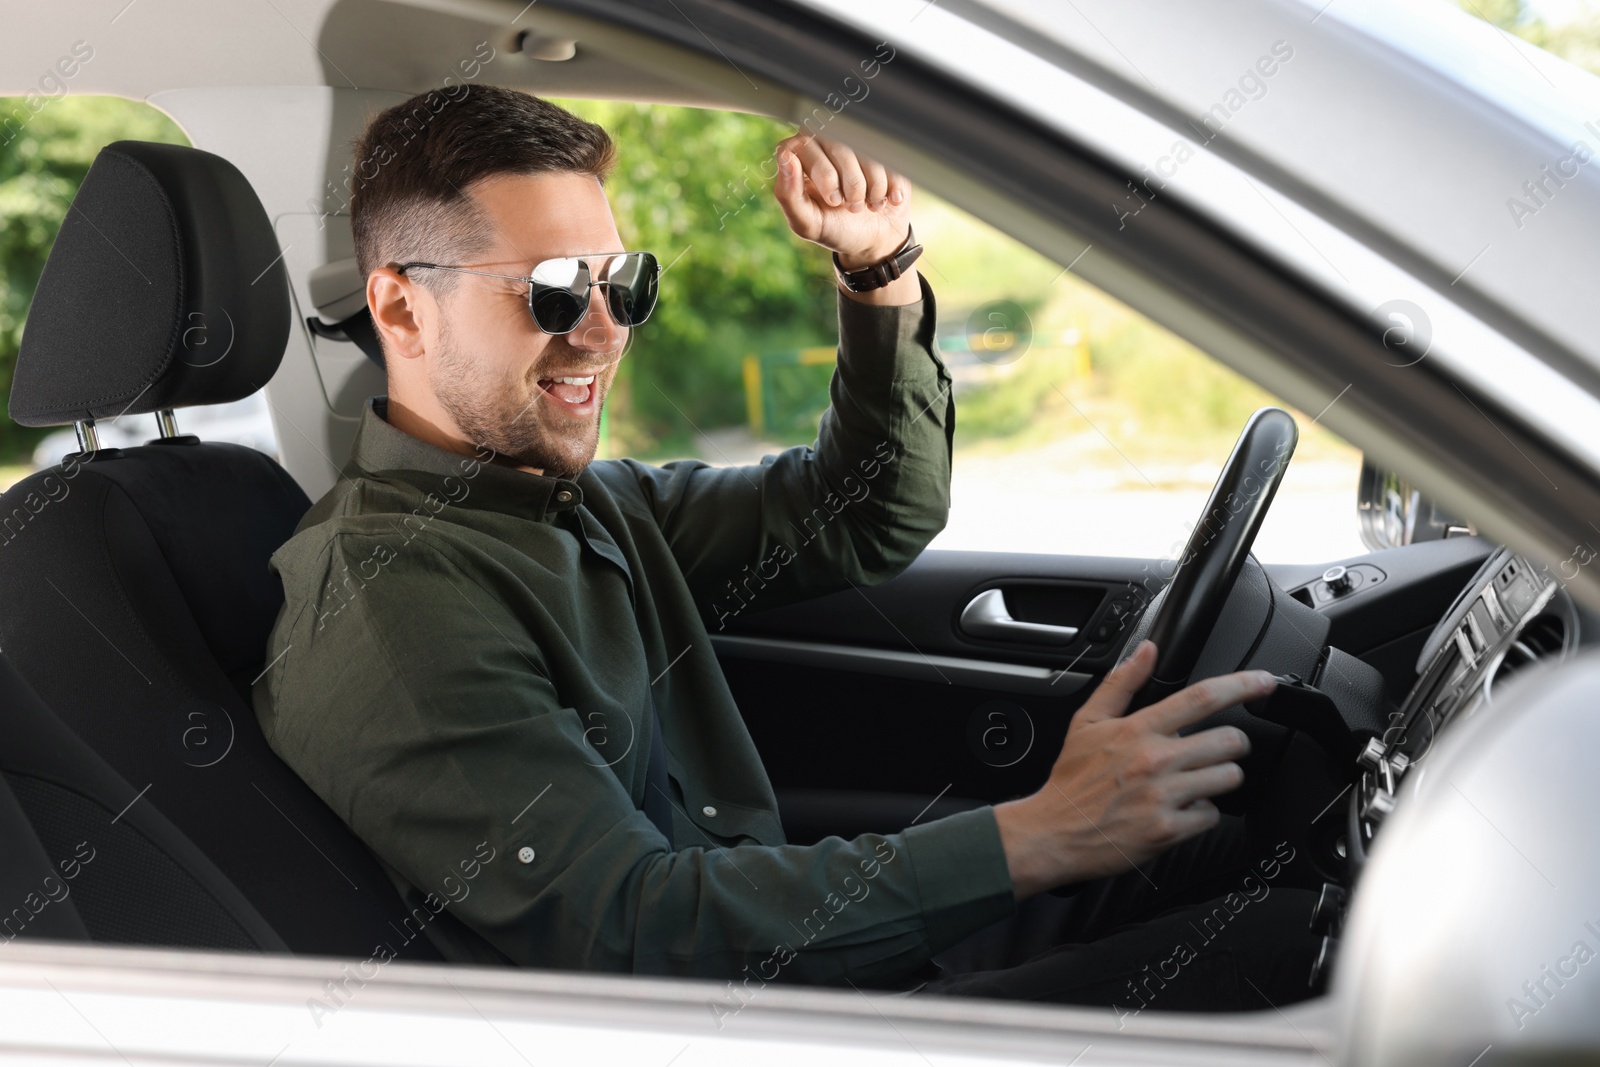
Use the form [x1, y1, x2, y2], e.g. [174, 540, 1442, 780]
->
[688, 427, 1367, 567]
[935, 450, 1365, 565]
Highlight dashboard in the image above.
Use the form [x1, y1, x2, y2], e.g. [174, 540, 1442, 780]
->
[1289, 547, 1581, 988]
[1350, 547, 1577, 866]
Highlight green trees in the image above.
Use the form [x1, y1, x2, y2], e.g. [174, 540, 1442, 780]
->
[552, 99, 837, 456]
[0, 96, 187, 461]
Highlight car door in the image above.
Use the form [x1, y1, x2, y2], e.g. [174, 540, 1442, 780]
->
[715, 548, 1151, 843]
[716, 533, 1500, 846]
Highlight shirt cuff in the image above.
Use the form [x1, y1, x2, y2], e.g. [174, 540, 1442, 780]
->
[836, 272, 944, 388]
[900, 805, 1017, 954]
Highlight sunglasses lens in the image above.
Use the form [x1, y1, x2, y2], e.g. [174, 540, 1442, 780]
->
[528, 258, 587, 334]
[602, 252, 658, 327]
[529, 287, 586, 334]
[526, 253, 659, 334]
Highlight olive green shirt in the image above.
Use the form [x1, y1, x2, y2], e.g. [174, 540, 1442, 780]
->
[253, 274, 1015, 986]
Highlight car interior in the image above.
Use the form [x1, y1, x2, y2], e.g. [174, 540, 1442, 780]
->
[1, 0, 1594, 1023]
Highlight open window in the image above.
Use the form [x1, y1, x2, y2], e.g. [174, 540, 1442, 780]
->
[552, 96, 1365, 565]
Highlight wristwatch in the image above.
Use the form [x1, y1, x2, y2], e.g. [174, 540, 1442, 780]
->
[833, 224, 923, 292]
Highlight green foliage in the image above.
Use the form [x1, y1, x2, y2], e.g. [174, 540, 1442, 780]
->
[1459, 0, 1600, 75]
[755, 360, 836, 442]
[550, 99, 837, 457]
[953, 347, 1078, 445]
[1463, 0, 1528, 31]
[953, 319, 1276, 460]
[0, 96, 187, 461]
[1091, 319, 1275, 441]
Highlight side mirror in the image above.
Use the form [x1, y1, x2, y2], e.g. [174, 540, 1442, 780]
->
[1356, 458, 1475, 551]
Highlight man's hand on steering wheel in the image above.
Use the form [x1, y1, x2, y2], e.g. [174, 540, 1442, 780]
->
[992, 640, 1278, 901]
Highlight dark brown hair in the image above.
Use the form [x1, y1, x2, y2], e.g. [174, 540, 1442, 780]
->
[350, 84, 617, 287]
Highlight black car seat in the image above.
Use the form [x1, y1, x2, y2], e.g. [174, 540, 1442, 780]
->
[0, 651, 285, 951]
[0, 140, 439, 960]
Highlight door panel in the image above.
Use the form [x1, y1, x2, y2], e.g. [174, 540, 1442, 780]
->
[716, 656, 1068, 844]
[717, 541, 1496, 845]
[717, 549, 1154, 844]
[722, 550, 1155, 670]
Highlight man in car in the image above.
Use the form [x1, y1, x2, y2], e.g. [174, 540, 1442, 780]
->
[254, 84, 1319, 1010]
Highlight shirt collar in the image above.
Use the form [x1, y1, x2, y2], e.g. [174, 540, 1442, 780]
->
[346, 396, 585, 523]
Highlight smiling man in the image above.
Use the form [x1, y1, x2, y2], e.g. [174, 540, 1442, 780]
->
[254, 85, 1318, 1008]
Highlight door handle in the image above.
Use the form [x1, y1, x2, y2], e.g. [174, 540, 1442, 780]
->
[959, 588, 1079, 645]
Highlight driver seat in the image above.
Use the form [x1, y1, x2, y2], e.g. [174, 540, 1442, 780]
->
[0, 140, 439, 960]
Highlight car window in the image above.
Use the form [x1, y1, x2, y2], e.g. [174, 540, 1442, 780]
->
[556, 98, 1367, 566]
[2, 92, 1358, 559]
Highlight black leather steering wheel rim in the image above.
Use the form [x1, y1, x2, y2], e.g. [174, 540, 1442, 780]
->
[1130, 407, 1299, 709]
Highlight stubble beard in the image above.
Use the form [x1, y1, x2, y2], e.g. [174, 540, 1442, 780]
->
[430, 315, 607, 479]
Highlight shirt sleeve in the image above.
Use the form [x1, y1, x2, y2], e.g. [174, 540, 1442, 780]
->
[610, 274, 955, 631]
[255, 528, 1016, 988]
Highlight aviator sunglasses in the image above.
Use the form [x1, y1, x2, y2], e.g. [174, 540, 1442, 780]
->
[397, 251, 661, 336]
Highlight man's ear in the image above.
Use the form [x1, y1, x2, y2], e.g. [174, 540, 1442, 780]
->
[368, 267, 431, 362]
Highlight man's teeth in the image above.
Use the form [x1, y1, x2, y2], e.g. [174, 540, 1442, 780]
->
[550, 376, 594, 385]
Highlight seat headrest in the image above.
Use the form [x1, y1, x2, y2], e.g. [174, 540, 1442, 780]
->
[10, 141, 289, 428]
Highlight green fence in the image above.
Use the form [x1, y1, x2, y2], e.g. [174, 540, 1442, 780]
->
[742, 345, 838, 438]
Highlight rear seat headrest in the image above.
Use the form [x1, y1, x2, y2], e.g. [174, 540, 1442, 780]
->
[10, 140, 289, 428]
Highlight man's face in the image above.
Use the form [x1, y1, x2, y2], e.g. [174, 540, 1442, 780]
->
[425, 171, 631, 478]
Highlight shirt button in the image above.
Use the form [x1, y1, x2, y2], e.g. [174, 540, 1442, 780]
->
[554, 490, 574, 504]
[702, 805, 717, 818]
[517, 846, 536, 864]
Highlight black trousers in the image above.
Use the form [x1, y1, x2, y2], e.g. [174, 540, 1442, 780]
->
[910, 816, 1323, 1012]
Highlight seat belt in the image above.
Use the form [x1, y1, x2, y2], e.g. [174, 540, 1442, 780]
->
[641, 692, 675, 848]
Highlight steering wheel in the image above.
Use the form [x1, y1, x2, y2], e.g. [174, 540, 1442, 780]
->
[1128, 407, 1299, 710]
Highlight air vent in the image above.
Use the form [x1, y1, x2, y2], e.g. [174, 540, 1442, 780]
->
[1486, 612, 1567, 696]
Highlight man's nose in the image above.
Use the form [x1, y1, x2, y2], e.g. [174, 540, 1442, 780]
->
[570, 283, 627, 353]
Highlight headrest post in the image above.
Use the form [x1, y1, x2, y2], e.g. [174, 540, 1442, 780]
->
[73, 420, 101, 455]
[155, 409, 180, 439]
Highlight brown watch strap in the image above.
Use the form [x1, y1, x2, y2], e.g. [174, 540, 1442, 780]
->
[833, 224, 922, 292]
